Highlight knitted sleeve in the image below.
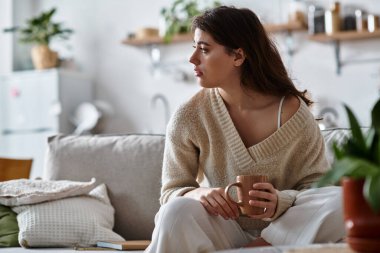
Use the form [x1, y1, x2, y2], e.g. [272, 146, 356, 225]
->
[159, 105, 201, 205]
[266, 118, 329, 221]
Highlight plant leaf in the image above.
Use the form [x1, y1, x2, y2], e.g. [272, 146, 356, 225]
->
[332, 142, 344, 160]
[372, 99, 380, 133]
[315, 156, 380, 187]
[368, 130, 380, 166]
[315, 158, 355, 187]
[344, 104, 366, 151]
[363, 173, 380, 214]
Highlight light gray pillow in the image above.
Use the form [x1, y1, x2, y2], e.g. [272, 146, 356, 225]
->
[12, 184, 124, 248]
[44, 134, 165, 240]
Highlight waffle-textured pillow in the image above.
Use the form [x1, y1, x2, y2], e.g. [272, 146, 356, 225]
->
[12, 184, 124, 248]
[0, 178, 97, 206]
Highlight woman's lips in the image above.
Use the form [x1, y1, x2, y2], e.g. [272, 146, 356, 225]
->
[194, 69, 203, 77]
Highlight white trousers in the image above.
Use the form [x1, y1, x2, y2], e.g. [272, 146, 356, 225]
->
[145, 186, 345, 253]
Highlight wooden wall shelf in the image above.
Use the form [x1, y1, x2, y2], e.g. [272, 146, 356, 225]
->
[265, 21, 306, 33]
[309, 30, 380, 42]
[121, 21, 306, 47]
[308, 30, 380, 75]
[122, 33, 193, 46]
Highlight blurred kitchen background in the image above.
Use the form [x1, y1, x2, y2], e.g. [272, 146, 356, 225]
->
[1, 0, 380, 178]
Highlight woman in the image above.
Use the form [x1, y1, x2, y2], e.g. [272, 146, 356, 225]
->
[146, 6, 344, 253]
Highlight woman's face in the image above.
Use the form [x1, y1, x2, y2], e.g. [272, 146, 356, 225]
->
[189, 28, 241, 88]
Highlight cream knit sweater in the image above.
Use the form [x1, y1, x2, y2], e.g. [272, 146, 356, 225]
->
[160, 88, 329, 232]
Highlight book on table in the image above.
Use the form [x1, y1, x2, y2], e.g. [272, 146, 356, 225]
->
[96, 240, 151, 250]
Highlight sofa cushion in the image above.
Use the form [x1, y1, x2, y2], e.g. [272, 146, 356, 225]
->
[43, 134, 165, 240]
[12, 184, 124, 248]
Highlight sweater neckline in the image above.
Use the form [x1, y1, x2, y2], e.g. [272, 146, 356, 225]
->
[210, 88, 310, 168]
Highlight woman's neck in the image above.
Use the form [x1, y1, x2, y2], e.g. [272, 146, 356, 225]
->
[218, 86, 278, 111]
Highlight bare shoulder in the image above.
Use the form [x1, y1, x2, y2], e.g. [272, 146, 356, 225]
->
[282, 95, 300, 124]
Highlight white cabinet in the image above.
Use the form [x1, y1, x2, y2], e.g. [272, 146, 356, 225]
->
[0, 69, 92, 179]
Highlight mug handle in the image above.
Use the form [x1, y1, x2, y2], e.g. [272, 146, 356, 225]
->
[225, 182, 243, 206]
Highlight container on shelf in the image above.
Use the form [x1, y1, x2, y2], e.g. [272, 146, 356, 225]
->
[367, 14, 380, 33]
[308, 5, 325, 34]
[288, 0, 307, 25]
[341, 5, 357, 31]
[355, 9, 368, 32]
[325, 2, 341, 35]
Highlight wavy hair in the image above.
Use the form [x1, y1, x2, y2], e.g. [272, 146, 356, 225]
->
[191, 6, 312, 106]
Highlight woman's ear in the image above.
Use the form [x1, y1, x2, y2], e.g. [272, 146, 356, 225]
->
[233, 48, 246, 67]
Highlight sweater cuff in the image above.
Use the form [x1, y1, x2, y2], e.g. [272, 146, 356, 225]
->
[263, 189, 298, 221]
[160, 187, 197, 205]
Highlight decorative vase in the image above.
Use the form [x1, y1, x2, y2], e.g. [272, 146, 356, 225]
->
[342, 178, 380, 252]
[31, 45, 58, 69]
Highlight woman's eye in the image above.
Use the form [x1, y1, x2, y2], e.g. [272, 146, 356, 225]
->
[199, 47, 208, 54]
[192, 45, 208, 54]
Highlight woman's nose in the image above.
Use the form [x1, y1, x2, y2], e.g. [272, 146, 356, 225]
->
[189, 51, 199, 65]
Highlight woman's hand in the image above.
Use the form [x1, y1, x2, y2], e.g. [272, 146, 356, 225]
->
[184, 187, 239, 220]
[248, 182, 278, 219]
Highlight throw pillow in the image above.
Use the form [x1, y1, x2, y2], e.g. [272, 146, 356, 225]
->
[12, 184, 124, 248]
[0, 205, 19, 247]
[0, 178, 97, 206]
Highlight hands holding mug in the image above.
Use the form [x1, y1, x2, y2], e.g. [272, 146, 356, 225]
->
[225, 175, 278, 219]
[184, 175, 278, 220]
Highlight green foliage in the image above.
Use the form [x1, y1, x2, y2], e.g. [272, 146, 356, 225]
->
[316, 98, 380, 214]
[160, 0, 221, 43]
[3, 8, 73, 45]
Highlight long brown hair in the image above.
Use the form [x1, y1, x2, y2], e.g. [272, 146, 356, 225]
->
[191, 6, 312, 106]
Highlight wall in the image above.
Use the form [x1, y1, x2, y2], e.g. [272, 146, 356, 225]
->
[0, 0, 13, 74]
[10, 0, 380, 133]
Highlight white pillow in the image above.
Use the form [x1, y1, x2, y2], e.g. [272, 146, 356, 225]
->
[12, 184, 124, 248]
[0, 178, 97, 206]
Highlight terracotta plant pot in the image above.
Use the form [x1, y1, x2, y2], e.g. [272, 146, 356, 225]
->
[31, 45, 58, 69]
[342, 178, 380, 252]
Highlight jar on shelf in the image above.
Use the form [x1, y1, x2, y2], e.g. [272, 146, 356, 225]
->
[308, 5, 325, 34]
[288, 0, 307, 25]
[341, 5, 357, 31]
[325, 2, 341, 35]
[367, 14, 380, 32]
[355, 9, 368, 32]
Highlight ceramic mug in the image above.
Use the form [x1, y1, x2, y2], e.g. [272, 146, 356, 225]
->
[225, 175, 269, 216]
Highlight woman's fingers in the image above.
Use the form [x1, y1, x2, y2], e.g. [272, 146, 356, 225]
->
[249, 190, 275, 200]
[199, 188, 239, 219]
[253, 182, 276, 193]
[213, 193, 239, 219]
[248, 182, 278, 219]
[200, 196, 218, 216]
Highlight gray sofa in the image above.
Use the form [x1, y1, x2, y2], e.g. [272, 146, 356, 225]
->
[3, 128, 351, 252]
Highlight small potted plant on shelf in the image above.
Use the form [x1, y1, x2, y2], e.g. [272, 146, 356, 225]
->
[160, 0, 220, 43]
[4, 7, 73, 70]
[316, 98, 380, 253]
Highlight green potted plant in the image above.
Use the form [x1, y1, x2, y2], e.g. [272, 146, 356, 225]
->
[4, 7, 73, 70]
[316, 98, 380, 252]
[160, 0, 220, 43]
